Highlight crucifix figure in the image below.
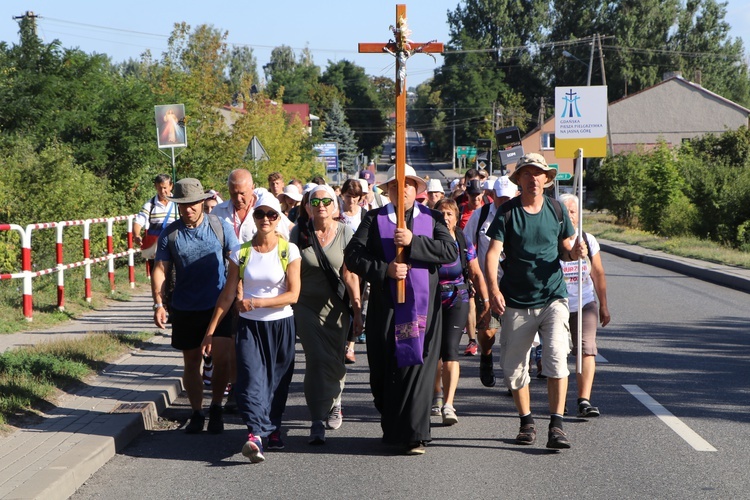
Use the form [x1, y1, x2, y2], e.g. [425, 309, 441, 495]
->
[359, 4, 443, 302]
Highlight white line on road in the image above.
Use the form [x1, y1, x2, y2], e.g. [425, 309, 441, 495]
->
[623, 384, 717, 452]
[595, 353, 608, 363]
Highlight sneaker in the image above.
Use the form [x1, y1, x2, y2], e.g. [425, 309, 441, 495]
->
[464, 339, 478, 356]
[202, 356, 213, 387]
[515, 423, 537, 445]
[356, 332, 366, 344]
[431, 396, 443, 417]
[267, 430, 285, 450]
[479, 353, 496, 387]
[577, 402, 601, 418]
[309, 420, 326, 445]
[326, 404, 343, 430]
[405, 441, 426, 455]
[441, 404, 458, 426]
[184, 411, 205, 434]
[206, 403, 224, 434]
[224, 383, 232, 397]
[242, 433, 265, 463]
[546, 427, 571, 449]
[345, 346, 356, 364]
[223, 385, 237, 414]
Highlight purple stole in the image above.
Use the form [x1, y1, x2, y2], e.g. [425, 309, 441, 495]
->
[377, 204, 433, 367]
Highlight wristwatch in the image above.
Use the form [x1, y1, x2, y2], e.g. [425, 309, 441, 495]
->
[153, 303, 163, 311]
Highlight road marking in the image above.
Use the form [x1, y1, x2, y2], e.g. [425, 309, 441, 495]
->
[595, 353, 608, 363]
[623, 385, 717, 452]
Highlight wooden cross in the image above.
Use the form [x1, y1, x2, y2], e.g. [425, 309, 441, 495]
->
[359, 4, 443, 302]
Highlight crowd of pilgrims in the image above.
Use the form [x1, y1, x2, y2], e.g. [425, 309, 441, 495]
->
[136, 156, 609, 462]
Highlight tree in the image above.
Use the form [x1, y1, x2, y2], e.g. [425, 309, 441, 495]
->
[227, 45, 259, 99]
[320, 60, 389, 156]
[321, 99, 358, 172]
[668, 0, 750, 107]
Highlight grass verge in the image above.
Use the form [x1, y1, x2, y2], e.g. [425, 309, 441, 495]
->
[586, 212, 750, 269]
[0, 261, 152, 335]
[0, 332, 152, 431]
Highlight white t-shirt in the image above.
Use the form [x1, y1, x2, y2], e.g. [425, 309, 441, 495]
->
[560, 232, 600, 311]
[229, 241, 301, 321]
[341, 206, 364, 232]
[463, 202, 503, 283]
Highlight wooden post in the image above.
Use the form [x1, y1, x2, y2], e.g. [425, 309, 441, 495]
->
[359, 4, 443, 302]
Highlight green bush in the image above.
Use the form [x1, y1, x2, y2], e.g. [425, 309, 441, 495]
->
[591, 151, 646, 224]
[640, 143, 684, 234]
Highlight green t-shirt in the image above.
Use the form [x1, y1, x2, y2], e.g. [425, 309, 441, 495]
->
[486, 196, 575, 309]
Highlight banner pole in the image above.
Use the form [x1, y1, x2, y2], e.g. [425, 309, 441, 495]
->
[576, 148, 584, 375]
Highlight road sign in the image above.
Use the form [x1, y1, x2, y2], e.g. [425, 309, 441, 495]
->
[314, 142, 339, 172]
[557, 172, 573, 181]
[456, 146, 477, 159]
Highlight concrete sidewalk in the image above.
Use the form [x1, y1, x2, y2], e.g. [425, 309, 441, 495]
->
[0, 243, 749, 499]
[0, 292, 184, 500]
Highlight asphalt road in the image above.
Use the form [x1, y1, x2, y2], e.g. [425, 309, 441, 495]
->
[72, 251, 750, 499]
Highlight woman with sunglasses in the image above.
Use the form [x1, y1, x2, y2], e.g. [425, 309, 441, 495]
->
[203, 191, 301, 463]
[291, 184, 363, 445]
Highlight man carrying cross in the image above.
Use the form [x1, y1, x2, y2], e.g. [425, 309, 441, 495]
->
[349, 4, 449, 456]
[345, 164, 456, 456]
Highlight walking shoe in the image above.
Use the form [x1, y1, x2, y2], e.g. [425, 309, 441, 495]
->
[267, 430, 285, 450]
[207, 403, 224, 434]
[577, 401, 601, 418]
[345, 346, 356, 364]
[431, 396, 443, 416]
[405, 441, 426, 455]
[479, 353, 496, 387]
[546, 427, 571, 449]
[223, 385, 237, 414]
[356, 332, 367, 344]
[242, 433, 265, 463]
[184, 411, 205, 434]
[441, 404, 458, 426]
[515, 424, 537, 445]
[464, 339, 478, 356]
[309, 420, 326, 445]
[202, 355, 213, 387]
[223, 383, 232, 397]
[326, 404, 343, 430]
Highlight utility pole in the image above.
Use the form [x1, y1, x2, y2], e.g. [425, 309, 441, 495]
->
[452, 105, 456, 170]
[538, 96, 545, 127]
[587, 33, 596, 86]
[597, 34, 614, 156]
[13, 11, 39, 36]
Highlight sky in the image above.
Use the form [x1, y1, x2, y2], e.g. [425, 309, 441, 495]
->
[2, 0, 750, 88]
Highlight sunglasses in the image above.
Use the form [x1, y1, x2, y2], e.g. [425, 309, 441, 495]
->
[310, 197, 334, 207]
[252, 209, 280, 221]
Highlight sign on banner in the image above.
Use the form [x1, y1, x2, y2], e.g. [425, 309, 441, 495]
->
[554, 86, 608, 158]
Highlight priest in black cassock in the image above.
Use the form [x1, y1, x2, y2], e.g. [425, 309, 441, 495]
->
[344, 165, 457, 455]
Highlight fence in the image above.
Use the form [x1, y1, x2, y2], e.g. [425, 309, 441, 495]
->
[0, 215, 139, 321]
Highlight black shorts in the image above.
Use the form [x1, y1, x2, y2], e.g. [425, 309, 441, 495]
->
[170, 307, 233, 351]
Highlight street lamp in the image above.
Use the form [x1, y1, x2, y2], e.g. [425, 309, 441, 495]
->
[562, 50, 592, 86]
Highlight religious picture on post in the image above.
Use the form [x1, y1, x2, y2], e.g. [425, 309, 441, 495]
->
[154, 104, 187, 148]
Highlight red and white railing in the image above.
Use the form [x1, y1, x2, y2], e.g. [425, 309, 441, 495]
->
[0, 215, 138, 321]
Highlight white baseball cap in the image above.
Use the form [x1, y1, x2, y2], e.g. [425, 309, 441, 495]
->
[493, 175, 518, 198]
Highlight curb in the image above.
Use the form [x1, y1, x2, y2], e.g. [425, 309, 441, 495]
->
[0, 335, 183, 500]
[598, 239, 750, 294]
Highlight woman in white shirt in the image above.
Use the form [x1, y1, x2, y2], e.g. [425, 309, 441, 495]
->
[204, 191, 301, 464]
[559, 194, 611, 419]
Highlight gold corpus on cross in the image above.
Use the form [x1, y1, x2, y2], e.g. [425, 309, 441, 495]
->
[359, 4, 443, 303]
